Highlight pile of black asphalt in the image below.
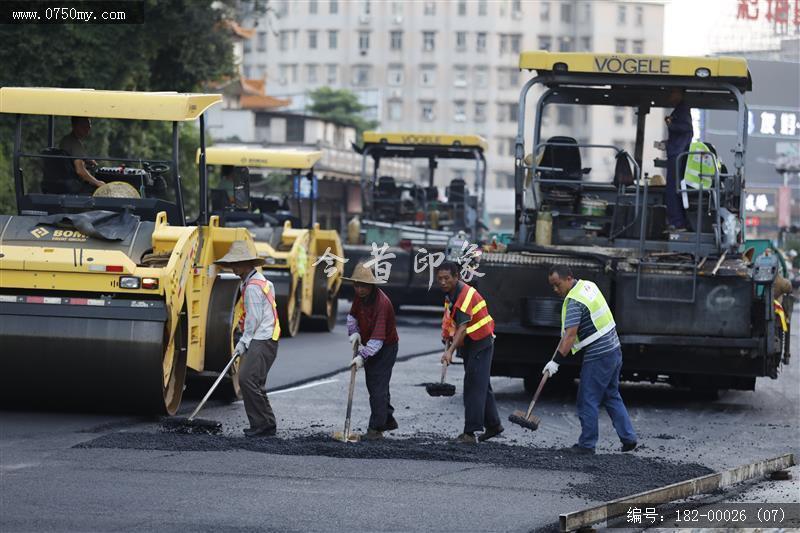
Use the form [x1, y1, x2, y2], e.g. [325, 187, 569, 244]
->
[78, 431, 712, 501]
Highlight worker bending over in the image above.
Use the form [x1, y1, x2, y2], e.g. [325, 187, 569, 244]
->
[215, 241, 281, 438]
[438, 261, 503, 444]
[546, 265, 637, 454]
[345, 262, 400, 441]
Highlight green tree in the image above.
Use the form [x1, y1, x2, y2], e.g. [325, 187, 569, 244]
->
[307, 87, 379, 141]
[0, 0, 244, 215]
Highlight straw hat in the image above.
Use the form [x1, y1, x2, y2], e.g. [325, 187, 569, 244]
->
[214, 240, 266, 266]
[342, 262, 386, 284]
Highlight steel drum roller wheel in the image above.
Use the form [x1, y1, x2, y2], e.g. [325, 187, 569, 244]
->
[302, 265, 339, 332]
[203, 276, 244, 401]
[276, 280, 302, 338]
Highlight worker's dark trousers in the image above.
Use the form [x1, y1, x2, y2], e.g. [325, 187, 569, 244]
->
[576, 347, 637, 449]
[666, 155, 688, 228]
[364, 342, 398, 431]
[462, 342, 501, 435]
[239, 339, 278, 430]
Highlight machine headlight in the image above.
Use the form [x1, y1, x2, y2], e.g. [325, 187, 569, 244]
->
[695, 68, 711, 77]
[119, 276, 141, 289]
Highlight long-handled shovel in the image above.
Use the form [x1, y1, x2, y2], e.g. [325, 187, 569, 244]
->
[162, 352, 240, 435]
[426, 341, 455, 397]
[333, 343, 361, 443]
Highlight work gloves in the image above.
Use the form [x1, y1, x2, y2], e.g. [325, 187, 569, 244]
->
[543, 361, 560, 377]
[350, 355, 365, 369]
[349, 332, 361, 349]
[233, 342, 246, 358]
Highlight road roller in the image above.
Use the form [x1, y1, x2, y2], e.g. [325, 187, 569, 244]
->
[200, 146, 344, 337]
[0, 87, 262, 414]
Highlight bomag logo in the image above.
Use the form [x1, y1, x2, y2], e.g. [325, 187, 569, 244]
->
[30, 227, 49, 238]
[593, 56, 671, 75]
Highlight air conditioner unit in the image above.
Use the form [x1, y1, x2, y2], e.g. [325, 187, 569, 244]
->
[454, 79, 467, 88]
[390, 89, 403, 98]
[511, 10, 522, 19]
[359, 15, 370, 24]
[454, 114, 466, 122]
[393, 15, 403, 24]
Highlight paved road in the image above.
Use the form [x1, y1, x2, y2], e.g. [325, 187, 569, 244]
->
[1, 310, 797, 532]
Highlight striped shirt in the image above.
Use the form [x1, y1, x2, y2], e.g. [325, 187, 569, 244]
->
[563, 297, 620, 362]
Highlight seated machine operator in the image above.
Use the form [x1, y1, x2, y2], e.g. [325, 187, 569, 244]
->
[58, 117, 104, 191]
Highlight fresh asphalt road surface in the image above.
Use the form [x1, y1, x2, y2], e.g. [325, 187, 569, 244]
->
[1, 307, 798, 532]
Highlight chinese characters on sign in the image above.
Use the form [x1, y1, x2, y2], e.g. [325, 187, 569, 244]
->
[736, 0, 800, 27]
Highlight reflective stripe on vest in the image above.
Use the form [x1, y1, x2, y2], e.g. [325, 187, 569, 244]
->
[441, 283, 494, 341]
[239, 277, 281, 341]
[560, 279, 615, 354]
[683, 140, 718, 190]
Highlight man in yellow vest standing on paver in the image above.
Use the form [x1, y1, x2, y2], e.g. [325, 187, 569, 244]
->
[215, 241, 281, 438]
[546, 265, 637, 454]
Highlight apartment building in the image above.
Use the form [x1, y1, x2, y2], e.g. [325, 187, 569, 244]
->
[242, 0, 665, 227]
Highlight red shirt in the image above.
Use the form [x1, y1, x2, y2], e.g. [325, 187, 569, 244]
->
[349, 288, 399, 345]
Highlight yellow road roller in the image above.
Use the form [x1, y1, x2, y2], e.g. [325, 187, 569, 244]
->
[201, 146, 344, 336]
[0, 87, 263, 414]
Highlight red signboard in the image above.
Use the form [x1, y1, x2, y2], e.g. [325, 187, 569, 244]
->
[737, 0, 800, 26]
[746, 216, 762, 226]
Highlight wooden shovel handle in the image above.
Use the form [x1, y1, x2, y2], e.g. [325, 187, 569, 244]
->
[525, 372, 549, 420]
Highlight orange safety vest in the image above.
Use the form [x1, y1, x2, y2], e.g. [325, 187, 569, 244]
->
[238, 277, 281, 341]
[441, 283, 494, 342]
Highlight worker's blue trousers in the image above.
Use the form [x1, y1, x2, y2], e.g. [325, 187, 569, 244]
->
[576, 347, 637, 449]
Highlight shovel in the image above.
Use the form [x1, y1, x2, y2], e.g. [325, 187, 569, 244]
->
[333, 343, 361, 443]
[162, 351, 240, 435]
[426, 341, 455, 397]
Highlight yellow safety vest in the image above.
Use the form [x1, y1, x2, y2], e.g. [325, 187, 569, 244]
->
[683, 140, 719, 190]
[561, 279, 615, 354]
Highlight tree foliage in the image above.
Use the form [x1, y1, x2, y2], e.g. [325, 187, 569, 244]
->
[0, 0, 242, 215]
[307, 87, 379, 140]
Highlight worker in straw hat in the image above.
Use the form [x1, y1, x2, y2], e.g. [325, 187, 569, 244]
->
[215, 240, 281, 438]
[344, 262, 400, 440]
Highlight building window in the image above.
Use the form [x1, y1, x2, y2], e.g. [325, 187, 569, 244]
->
[538, 35, 552, 51]
[390, 30, 403, 50]
[615, 39, 626, 53]
[558, 36, 573, 52]
[617, 5, 626, 24]
[499, 34, 509, 54]
[478, 0, 487, 16]
[454, 101, 466, 121]
[454, 65, 468, 87]
[358, 31, 370, 54]
[286, 116, 304, 143]
[632, 39, 644, 54]
[580, 36, 592, 51]
[499, 102, 519, 122]
[290, 64, 298, 83]
[424, 1, 435, 15]
[421, 101, 436, 121]
[291, 30, 299, 49]
[476, 32, 487, 53]
[329, 0, 338, 14]
[557, 106, 573, 126]
[561, 2, 573, 23]
[509, 68, 519, 86]
[278, 64, 288, 84]
[352, 65, 370, 87]
[387, 65, 404, 86]
[244, 38, 252, 53]
[540, 1, 550, 21]
[582, 2, 591, 22]
[328, 30, 338, 49]
[510, 34, 522, 54]
[512, 0, 522, 15]
[279, 31, 288, 51]
[327, 64, 338, 84]
[243, 65, 252, 78]
[456, 31, 467, 52]
[496, 171, 514, 188]
[388, 100, 403, 121]
[423, 31, 436, 52]
[256, 64, 267, 79]
[256, 31, 267, 52]
[635, 5, 643, 26]
[458, 0, 467, 15]
[277, 0, 288, 17]
[361, 0, 371, 15]
[475, 102, 487, 123]
[475, 66, 488, 88]
[309, 0, 318, 14]
[614, 107, 625, 125]
[420, 65, 436, 87]
[307, 64, 318, 83]
[308, 30, 318, 49]
[392, 1, 402, 16]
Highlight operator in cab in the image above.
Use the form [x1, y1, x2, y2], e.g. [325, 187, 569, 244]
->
[59, 117, 104, 191]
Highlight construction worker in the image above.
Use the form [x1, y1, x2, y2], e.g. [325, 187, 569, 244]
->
[546, 265, 637, 454]
[214, 241, 281, 438]
[58, 116, 104, 192]
[438, 261, 503, 444]
[344, 262, 400, 441]
[664, 88, 693, 232]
